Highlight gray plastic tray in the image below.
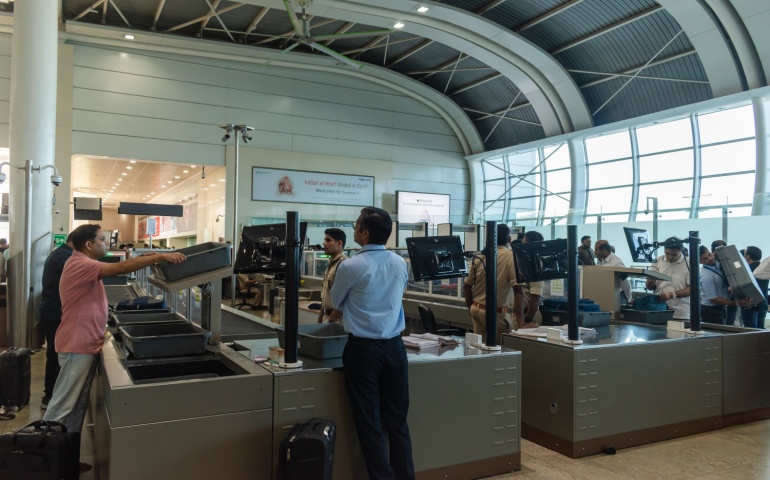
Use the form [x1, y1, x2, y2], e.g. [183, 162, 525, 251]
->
[151, 242, 232, 282]
[541, 310, 611, 328]
[110, 310, 187, 328]
[277, 323, 348, 359]
[118, 322, 212, 359]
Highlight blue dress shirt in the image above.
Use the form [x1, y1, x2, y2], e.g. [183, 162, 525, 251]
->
[330, 244, 408, 339]
[700, 263, 728, 306]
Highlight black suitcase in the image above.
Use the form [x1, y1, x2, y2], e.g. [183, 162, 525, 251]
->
[278, 418, 336, 480]
[0, 347, 31, 411]
[714, 245, 766, 305]
[0, 420, 80, 480]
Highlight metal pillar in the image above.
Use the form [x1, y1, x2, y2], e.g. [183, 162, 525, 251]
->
[688, 231, 701, 333]
[282, 211, 302, 368]
[566, 225, 580, 342]
[483, 220, 499, 349]
[8, 0, 58, 347]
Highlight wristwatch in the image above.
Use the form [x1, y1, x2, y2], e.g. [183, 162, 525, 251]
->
[671, 292, 677, 299]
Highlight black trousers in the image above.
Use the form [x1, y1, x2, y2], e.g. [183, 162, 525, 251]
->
[343, 334, 415, 480]
[40, 313, 62, 399]
[701, 304, 727, 324]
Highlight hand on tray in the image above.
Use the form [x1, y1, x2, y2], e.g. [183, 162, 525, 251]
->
[161, 252, 186, 264]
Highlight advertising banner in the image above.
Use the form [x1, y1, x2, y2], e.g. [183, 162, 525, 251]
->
[252, 167, 374, 207]
[396, 191, 450, 224]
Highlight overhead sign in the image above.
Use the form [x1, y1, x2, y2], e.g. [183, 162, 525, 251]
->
[396, 190, 450, 225]
[252, 167, 374, 207]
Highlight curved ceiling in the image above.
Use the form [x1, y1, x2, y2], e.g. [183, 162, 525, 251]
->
[54, 0, 767, 152]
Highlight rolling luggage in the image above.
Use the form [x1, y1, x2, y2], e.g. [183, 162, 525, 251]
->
[278, 418, 336, 480]
[0, 420, 80, 480]
[0, 347, 31, 412]
[714, 246, 766, 305]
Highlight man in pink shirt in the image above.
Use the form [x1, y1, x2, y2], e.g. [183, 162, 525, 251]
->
[43, 224, 185, 462]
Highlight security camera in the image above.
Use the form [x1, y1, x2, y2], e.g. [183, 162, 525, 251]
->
[0, 172, 5, 184]
[51, 175, 62, 186]
[201, 167, 206, 180]
[221, 133, 230, 142]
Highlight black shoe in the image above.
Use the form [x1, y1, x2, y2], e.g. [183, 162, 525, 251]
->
[41, 396, 51, 410]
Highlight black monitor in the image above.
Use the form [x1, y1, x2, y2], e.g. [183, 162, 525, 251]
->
[623, 227, 655, 263]
[111, 230, 120, 248]
[234, 222, 308, 273]
[512, 239, 569, 283]
[406, 236, 468, 282]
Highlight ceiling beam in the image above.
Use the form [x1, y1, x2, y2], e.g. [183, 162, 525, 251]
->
[251, 17, 338, 46]
[102, 0, 109, 25]
[341, 36, 414, 56]
[467, 102, 535, 122]
[324, 22, 354, 46]
[151, 0, 166, 31]
[107, 0, 131, 28]
[449, 73, 502, 95]
[570, 68, 708, 85]
[202, 0, 238, 43]
[417, 53, 470, 81]
[551, 5, 663, 55]
[407, 66, 494, 75]
[476, 0, 508, 16]
[73, 0, 105, 22]
[386, 39, 433, 68]
[516, 0, 585, 33]
[578, 49, 697, 88]
[163, 2, 244, 34]
[243, 7, 269, 43]
[198, 0, 222, 37]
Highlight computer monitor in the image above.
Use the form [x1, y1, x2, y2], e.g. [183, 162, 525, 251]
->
[234, 222, 308, 273]
[623, 227, 655, 263]
[406, 235, 468, 282]
[512, 239, 569, 283]
[111, 230, 120, 248]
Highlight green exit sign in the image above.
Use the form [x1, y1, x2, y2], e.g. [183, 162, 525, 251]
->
[53, 234, 67, 248]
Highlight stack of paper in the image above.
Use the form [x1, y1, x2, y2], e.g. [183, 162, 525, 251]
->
[410, 333, 459, 346]
[403, 336, 441, 350]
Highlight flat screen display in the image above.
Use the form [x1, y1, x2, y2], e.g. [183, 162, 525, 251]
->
[512, 239, 569, 283]
[623, 227, 655, 263]
[234, 222, 308, 273]
[396, 191, 450, 225]
[406, 235, 467, 281]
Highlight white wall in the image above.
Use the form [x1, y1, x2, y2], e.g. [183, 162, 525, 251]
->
[0, 34, 9, 148]
[69, 44, 470, 229]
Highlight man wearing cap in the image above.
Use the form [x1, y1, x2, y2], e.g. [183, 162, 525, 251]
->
[645, 237, 691, 319]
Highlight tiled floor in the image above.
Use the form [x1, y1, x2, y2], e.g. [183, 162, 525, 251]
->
[3, 347, 769, 480]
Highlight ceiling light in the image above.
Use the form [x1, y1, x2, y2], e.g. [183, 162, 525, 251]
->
[129, 160, 136, 163]
[394, 22, 405, 29]
[161, 185, 166, 188]
[118, 178, 123, 182]
[121, 172, 127, 176]
[218, 179, 225, 182]
[167, 180, 173, 184]
[150, 192, 155, 194]
[210, 184, 216, 187]
[126, 166, 132, 170]
[174, 175, 180, 179]
[190, 165, 196, 168]
[123, 34, 135, 40]
[114, 183, 119, 186]
[183, 170, 189, 173]
[417, 6, 429, 13]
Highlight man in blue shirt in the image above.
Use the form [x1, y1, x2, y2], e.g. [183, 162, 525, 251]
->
[331, 207, 414, 480]
[699, 246, 750, 324]
[742, 246, 768, 329]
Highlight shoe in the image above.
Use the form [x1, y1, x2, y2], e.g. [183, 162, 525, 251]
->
[79, 462, 93, 472]
[41, 396, 50, 410]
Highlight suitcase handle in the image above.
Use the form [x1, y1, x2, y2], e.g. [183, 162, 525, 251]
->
[12, 420, 68, 448]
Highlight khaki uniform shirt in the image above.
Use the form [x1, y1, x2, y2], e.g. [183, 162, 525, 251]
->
[321, 253, 347, 314]
[464, 246, 516, 309]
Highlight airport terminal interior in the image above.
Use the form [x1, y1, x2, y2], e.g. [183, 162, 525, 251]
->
[1, 1, 770, 479]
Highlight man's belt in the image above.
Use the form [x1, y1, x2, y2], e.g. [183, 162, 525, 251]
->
[472, 301, 506, 313]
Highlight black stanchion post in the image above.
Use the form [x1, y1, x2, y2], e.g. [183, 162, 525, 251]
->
[485, 221, 498, 347]
[688, 231, 701, 332]
[567, 225, 579, 342]
[284, 211, 301, 365]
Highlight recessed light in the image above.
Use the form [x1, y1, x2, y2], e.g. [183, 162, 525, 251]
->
[167, 180, 173, 184]
[190, 165, 197, 168]
[417, 6, 429, 13]
[174, 175, 180, 179]
[118, 178, 123, 182]
[161, 185, 166, 188]
[394, 22, 405, 29]
[126, 166, 132, 170]
[218, 179, 225, 182]
[114, 183, 119, 186]
[121, 172, 127, 176]
[124, 34, 135, 40]
[183, 170, 189, 173]
[129, 160, 136, 163]
[203, 188, 208, 191]
[150, 192, 155, 194]
[210, 184, 216, 187]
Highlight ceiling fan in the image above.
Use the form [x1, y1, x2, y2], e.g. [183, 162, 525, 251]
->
[264, 0, 394, 69]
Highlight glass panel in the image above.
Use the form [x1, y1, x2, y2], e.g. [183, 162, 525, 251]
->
[698, 105, 755, 144]
[636, 118, 693, 155]
[510, 197, 537, 212]
[699, 206, 753, 218]
[543, 194, 570, 218]
[639, 149, 693, 182]
[507, 150, 538, 168]
[657, 210, 691, 220]
[637, 180, 694, 209]
[545, 169, 571, 195]
[584, 213, 629, 224]
[483, 157, 505, 180]
[544, 143, 570, 170]
[586, 187, 632, 214]
[699, 174, 755, 207]
[484, 179, 506, 202]
[588, 159, 633, 189]
[585, 130, 632, 163]
[701, 139, 756, 176]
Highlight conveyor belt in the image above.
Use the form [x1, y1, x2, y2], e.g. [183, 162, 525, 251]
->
[220, 310, 277, 342]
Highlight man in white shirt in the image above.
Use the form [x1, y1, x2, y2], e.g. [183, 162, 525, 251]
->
[595, 241, 632, 303]
[645, 237, 691, 319]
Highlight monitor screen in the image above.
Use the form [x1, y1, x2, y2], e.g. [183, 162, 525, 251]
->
[406, 235, 467, 281]
[396, 191, 450, 224]
[512, 239, 569, 283]
[234, 222, 308, 273]
[623, 227, 655, 263]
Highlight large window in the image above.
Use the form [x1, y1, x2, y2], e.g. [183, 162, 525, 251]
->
[479, 102, 760, 225]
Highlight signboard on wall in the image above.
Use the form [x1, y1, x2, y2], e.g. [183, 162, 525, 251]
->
[396, 191, 450, 224]
[251, 167, 374, 207]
